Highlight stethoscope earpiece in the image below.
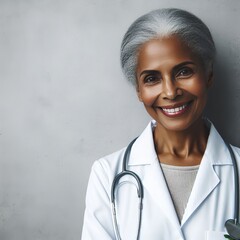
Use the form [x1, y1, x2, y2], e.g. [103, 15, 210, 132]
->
[225, 219, 240, 240]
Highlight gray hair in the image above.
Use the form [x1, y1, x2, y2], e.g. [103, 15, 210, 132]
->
[120, 8, 216, 85]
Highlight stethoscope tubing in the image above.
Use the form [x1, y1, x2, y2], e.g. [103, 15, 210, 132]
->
[111, 137, 143, 202]
[111, 137, 143, 240]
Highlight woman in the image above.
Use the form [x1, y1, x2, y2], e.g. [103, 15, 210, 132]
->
[82, 8, 240, 240]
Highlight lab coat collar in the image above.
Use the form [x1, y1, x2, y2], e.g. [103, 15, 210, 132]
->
[128, 120, 157, 166]
[128, 119, 233, 166]
[203, 119, 233, 166]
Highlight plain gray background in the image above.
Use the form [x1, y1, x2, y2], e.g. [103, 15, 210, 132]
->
[0, 0, 239, 239]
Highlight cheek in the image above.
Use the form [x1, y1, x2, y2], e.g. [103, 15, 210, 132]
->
[139, 88, 160, 106]
[183, 77, 208, 98]
[194, 84, 208, 99]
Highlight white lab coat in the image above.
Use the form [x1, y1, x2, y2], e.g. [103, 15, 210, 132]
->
[82, 120, 240, 240]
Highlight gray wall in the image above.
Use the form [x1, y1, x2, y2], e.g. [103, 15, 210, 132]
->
[0, 0, 239, 239]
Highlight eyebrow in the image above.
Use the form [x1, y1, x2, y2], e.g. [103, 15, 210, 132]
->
[173, 61, 195, 71]
[139, 70, 159, 78]
[139, 61, 195, 77]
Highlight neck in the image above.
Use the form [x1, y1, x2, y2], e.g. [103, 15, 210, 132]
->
[154, 118, 209, 165]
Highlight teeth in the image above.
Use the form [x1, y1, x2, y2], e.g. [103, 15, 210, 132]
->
[162, 103, 188, 114]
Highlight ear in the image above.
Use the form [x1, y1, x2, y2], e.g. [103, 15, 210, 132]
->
[206, 64, 214, 88]
[136, 85, 143, 102]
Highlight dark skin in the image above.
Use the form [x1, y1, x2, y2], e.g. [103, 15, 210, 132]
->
[153, 118, 209, 166]
[136, 36, 213, 166]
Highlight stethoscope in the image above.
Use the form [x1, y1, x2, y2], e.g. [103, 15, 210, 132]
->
[111, 138, 240, 240]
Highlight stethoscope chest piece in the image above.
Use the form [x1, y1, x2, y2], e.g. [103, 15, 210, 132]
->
[225, 219, 240, 239]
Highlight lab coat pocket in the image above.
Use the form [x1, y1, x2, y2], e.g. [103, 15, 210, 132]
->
[205, 230, 227, 240]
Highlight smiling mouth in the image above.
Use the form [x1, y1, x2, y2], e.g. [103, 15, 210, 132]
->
[160, 101, 193, 117]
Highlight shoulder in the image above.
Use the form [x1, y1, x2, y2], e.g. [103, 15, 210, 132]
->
[84, 147, 127, 204]
[89, 120, 155, 181]
[92, 120, 155, 170]
[92, 147, 126, 179]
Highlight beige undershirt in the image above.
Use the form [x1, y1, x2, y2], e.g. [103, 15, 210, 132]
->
[160, 163, 199, 222]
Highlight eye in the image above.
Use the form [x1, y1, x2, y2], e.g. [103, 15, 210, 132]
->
[176, 67, 193, 79]
[143, 75, 161, 84]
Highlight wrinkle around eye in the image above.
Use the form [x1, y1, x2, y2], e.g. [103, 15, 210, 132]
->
[142, 74, 162, 85]
[175, 67, 194, 79]
[139, 70, 161, 84]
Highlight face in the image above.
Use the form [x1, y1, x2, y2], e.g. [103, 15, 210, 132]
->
[136, 36, 213, 132]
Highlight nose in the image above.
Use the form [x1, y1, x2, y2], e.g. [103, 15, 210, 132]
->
[162, 79, 182, 100]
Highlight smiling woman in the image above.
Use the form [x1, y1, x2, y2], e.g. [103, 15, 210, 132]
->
[81, 8, 240, 240]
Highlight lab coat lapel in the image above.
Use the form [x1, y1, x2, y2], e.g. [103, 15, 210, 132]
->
[128, 121, 182, 235]
[180, 153, 220, 226]
[143, 158, 183, 234]
[181, 121, 232, 227]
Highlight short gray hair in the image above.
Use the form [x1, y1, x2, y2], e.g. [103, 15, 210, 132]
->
[120, 8, 216, 85]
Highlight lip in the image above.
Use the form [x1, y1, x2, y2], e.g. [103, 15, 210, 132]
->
[158, 100, 193, 118]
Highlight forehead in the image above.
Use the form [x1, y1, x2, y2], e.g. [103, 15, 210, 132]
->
[137, 36, 200, 71]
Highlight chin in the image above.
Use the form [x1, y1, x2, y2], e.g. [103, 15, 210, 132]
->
[155, 117, 203, 132]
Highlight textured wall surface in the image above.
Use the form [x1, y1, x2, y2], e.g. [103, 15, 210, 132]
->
[0, 0, 239, 239]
